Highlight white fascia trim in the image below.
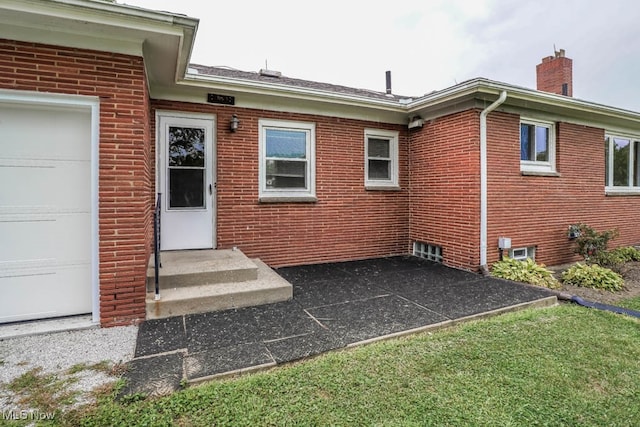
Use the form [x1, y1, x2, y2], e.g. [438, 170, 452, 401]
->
[181, 74, 405, 111]
[407, 79, 640, 125]
[0, 89, 101, 324]
[483, 80, 640, 123]
[4, 0, 198, 28]
[1, 0, 198, 61]
[175, 76, 640, 131]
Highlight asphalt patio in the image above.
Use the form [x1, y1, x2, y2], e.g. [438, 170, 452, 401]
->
[122, 256, 556, 396]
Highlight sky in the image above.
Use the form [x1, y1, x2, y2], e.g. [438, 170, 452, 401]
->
[123, 0, 640, 112]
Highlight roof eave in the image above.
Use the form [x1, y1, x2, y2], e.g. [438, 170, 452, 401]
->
[181, 73, 406, 110]
[0, 0, 199, 87]
[407, 79, 640, 130]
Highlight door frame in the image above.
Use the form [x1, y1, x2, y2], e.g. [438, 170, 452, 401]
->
[0, 89, 100, 324]
[155, 110, 217, 250]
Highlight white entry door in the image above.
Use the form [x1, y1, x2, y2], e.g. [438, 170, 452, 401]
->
[158, 113, 215, 250]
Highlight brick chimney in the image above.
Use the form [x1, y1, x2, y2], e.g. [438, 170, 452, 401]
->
[536, 48, 572, 96]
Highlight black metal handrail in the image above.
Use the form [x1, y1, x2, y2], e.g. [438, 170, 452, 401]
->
[153, 192, 162, 300]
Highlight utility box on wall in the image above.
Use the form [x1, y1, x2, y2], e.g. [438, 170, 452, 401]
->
[498, 237, 512, 249]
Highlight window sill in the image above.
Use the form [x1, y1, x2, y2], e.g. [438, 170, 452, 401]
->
[365, 185, 401, 191]
[259, 196, 318, 203]
[605, 188, 640, 196]
[520, 170, 561, 177]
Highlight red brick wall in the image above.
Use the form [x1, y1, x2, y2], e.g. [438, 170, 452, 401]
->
[151, 100, 409, 267]
[486, 111, 640, 267]
[536, 54, 573, 96]
[0, 39, 151, 326]
[409, 110, 481, 270]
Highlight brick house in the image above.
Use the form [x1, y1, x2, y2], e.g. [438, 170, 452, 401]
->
[1, 1, 639, 327]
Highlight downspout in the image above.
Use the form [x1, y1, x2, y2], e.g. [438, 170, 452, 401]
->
[479, 91, 507, 274]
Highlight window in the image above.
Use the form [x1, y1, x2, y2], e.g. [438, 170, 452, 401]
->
[259, 119, 316, 201]
[365, 129, 399, 188]
[414, 242, 443, 263]
[605, 135, 640, 192]
[520, 120, 556, 173]
[509, 246, 535, 261]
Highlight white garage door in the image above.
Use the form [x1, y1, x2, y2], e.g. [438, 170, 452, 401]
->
[0, 100, 93, 323]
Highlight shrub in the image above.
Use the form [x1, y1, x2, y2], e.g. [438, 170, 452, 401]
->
[609, 246, 640, 262]
[589, 246, 640, 272]
[561, 263, 624, 292]
[593, 250, 626, 271]
[491, 257, 560, 289]
[569, 223, 619, 263]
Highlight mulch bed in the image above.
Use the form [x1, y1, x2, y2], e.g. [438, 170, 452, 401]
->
[555, 261, 640, 305]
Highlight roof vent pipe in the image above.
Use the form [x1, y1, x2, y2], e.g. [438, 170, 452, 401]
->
[385, 70, 392, 94]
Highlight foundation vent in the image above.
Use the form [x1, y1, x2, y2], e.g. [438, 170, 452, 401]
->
[413, 242, 443, 263]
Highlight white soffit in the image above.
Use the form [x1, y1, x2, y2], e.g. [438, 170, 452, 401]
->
[0, 0, 198, 86]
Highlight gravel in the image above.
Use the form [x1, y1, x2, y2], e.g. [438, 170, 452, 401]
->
[0, 325, 138, 410]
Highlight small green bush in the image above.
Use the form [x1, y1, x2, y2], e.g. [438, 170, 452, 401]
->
[561, 263, 624, 292]
[569, 223, 618, 263]
[491, 257, 560, 289]
[590, 246, 640, 271]
[609, 246, 640, 262]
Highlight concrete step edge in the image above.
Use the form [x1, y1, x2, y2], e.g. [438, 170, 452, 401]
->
[145, 258, 293, 319]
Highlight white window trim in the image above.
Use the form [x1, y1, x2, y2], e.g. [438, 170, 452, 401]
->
[520, 119, 556, 173]
[364, 128, 399, 188]
[605, 133, 640, 195]
[259, 119, 316, 202]
[509, 246, 536, 261]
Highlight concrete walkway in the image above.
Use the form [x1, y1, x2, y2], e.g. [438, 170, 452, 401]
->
[122, 256, 556, 396]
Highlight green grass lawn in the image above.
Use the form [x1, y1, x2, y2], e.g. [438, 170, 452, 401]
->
[54, 304, 640, 426]
[619, 296, 640, 311]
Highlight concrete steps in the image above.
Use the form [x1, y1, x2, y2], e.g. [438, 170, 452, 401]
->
[146, 249, 292, 320]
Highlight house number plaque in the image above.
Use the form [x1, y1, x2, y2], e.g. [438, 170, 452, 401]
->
[207, 93, 235, 105]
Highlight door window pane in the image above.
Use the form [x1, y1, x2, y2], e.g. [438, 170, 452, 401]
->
[169, 127, 205, 167]
[169, 169, 204, 208]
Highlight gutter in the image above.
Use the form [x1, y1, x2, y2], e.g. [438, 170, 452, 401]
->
[181, 73, 407, 110]
[479, 91, 507, 273]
